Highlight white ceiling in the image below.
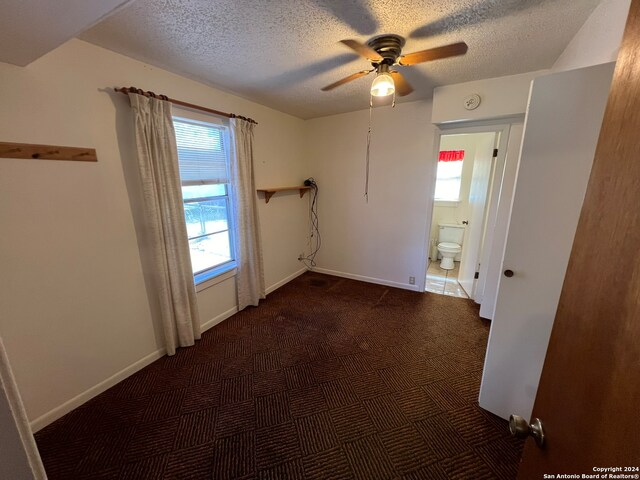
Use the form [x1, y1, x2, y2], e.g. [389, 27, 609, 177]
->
[77, 0, 599, 119]
[0, 0, 134, 66]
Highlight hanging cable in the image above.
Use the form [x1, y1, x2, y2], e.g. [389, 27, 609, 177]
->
[300, 178, 321, 269]
[365, 95, 373, 203]
[365, 86, 396, 201]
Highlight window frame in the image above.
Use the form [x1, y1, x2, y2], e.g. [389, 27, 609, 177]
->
[172, 109, 237, 287]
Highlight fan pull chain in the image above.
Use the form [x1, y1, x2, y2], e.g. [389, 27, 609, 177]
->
[365, 95, 373, 203]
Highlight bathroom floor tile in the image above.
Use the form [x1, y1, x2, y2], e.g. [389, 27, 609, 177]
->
[426, 286, 446, 295]
[425, 262, 468, 299]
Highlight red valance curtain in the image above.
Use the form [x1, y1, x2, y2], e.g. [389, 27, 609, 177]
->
[439, 150, 465, 162]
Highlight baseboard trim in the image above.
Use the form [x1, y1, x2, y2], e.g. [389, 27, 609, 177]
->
[312, 267, 421, 292]
[29, 268, 309, 432]
[30, 348, 165, 432]
[266, 267, 308, 295]
[201, 306, 238, 332]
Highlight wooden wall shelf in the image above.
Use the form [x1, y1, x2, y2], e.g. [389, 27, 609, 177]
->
[0, 142, 97, 162]
[257, 186, 311, 203]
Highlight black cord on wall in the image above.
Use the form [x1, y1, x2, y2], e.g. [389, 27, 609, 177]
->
[300, 178, 321, 268]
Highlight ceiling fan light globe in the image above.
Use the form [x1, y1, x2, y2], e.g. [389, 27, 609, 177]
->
[370, 72, 395, 97]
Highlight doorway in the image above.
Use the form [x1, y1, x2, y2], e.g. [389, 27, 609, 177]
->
[424, 129, 504, 300]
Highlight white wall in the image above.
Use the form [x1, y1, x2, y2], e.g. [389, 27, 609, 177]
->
[553, 0, 631, 71]
[0, 39, 309, 429]
[306, 101, 435, 290]
[432, 70, 546, 125]
[304, 70, 544, 292]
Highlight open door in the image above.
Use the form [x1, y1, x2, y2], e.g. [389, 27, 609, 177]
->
[457, 133, 496, 298]
[517, 2, 638, 474]
[478, 62, 616, 421]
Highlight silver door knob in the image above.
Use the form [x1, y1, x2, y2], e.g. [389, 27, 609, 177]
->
[509, 415, 545, 447]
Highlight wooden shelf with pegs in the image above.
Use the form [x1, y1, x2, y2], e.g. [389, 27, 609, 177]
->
[0, 142, 97, 162]
[257, 186, 311, 204]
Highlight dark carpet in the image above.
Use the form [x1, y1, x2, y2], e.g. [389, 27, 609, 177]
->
[35, 272, 523, 479]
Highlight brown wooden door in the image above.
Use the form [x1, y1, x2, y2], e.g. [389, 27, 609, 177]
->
[518, 1, 640, 477]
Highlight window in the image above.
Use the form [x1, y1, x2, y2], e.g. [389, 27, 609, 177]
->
[174, 114, 236, 284]
[434, 150, 465, 202]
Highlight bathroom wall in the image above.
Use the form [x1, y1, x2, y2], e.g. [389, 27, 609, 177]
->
[429, 134, 478, 259]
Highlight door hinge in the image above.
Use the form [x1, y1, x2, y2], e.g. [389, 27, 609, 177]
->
[474, 271, 480, 279]
[493, 148, 499, 157]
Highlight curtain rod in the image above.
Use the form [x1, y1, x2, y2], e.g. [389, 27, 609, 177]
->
[114, 86, 258, 125]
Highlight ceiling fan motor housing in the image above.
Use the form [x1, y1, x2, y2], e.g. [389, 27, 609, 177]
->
[323, 35, 466, 95]
[367, 34, 406, 65]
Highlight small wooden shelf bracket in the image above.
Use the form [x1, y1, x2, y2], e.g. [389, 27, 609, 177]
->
[257, 186, 312, 204]
[0, 142, 97, 162]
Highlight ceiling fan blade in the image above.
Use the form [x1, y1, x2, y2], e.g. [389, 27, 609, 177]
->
[321, 70, 373, 91]
[340, 39, 383, 62]
[398, 42, 468, 66]
[390, 71, 414, 96]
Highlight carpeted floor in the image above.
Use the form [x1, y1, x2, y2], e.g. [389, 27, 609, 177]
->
[35, 272, 523, 479]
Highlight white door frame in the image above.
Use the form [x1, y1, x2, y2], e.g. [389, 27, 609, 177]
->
[0, 334, 47, 479]
[418, 121, 512, 295]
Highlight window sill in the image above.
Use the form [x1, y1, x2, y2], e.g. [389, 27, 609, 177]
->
[434, 200, 460, 208]
[195, 262, 237, 293]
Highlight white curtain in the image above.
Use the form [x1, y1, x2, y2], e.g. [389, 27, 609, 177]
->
[128, 93, 201, 355]
[230, 118, 265, 310]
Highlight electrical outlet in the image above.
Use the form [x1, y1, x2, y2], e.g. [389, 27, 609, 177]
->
[409, 276, 415, 285]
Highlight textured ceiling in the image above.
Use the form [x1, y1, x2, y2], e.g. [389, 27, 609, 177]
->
[0, 0, 133, 66]
[80, 0, 600, 119]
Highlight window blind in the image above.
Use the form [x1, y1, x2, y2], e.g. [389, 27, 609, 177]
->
[174, 118, 229, 185]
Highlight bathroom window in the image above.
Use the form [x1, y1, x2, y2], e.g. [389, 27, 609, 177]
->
[434, 150, 465, 202]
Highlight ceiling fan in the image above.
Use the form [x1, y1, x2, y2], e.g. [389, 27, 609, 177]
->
[321, 35, 468, 97]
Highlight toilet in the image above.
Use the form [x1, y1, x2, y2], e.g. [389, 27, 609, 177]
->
[437, 223, 465, 270]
